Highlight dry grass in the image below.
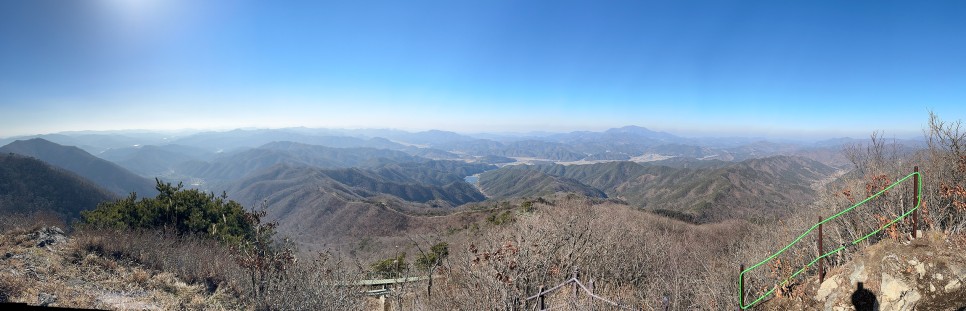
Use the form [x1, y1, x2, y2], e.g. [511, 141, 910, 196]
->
[1, 181, 957, 310]
[0, 223, 247, 310]
[72, 229, 244, 295]
[0, 211, 65, 234]
[71, 228, 369, 310]
[1, 213, 367, 310]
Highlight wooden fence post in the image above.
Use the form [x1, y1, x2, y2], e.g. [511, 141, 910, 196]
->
[819, 216, 825, 283]
[913, 165, 920, 238]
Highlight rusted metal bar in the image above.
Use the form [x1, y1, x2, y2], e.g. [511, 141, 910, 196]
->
[913, 166, 919, 238]
[739, 263, 745, 309]
[819, 216, 825, 283]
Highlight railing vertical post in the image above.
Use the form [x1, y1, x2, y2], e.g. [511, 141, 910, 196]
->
[573, 266, 580, 298]
[818, 216, 825, 283]
[913, 165, 920, 239]
[538, 285, 545, 310]
[739, 263, 745, 309]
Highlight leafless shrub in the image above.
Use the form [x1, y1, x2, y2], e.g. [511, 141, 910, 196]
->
[923, 111, 966, 233]
[257, 252, 366, 310]
[410, 197, 753, 310]
[61, 227, 367, 310]
[72, 229, 244, 296]
[735, 112, 966, 306]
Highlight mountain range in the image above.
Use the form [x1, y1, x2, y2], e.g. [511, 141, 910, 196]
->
[3, 125, 896, 168]
[481, 155, 838, 222]
[0, 139, 156, 196]
[221, 164, 488, 250]
[0, 153, 116, 219]
[0, 125, 916, 250]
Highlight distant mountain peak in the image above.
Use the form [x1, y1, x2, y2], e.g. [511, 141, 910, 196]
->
[420, 129, 457, 134]
[608, 125, 654, 132]
[14, 137, 66, 146]
[2, 138, 86, 156]
[604, 125, 678, 140]
[605, 125, 657, 134]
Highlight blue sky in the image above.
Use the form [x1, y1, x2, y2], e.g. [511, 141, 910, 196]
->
[1, 0, 964, 138]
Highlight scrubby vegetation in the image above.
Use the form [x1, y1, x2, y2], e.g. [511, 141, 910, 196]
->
[3, 114, 966, 310]
[734, 112, 966, 308]
[81, 179, 260, 245]
[2, 178, 365, 310]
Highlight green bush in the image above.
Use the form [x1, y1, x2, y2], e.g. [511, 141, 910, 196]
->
[415, 242, 449, 270]
[486, 210, 514, 225]
[371, 253, 407, 278]
[81, 179, 260, 245]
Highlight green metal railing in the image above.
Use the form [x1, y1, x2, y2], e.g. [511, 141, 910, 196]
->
[738, 167, 922, 309]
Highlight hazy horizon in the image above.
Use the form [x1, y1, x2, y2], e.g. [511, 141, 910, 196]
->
[0, 124, 926, 143]
[2, 1, 963, 139]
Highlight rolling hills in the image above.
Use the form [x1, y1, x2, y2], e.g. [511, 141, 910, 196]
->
[0, 153, 116, 219]
[481, 156, 838, 222]
[0, 139, 156, 196]
[97, 144, 213, 177]
[0, 131, 846, 227]
[176, 141, 423, 181]
[226, 163, 487, 208]
[221, 164, 488, 250]
[478, 169, 607, 199]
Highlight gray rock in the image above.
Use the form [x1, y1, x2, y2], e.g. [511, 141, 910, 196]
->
[944, 279, 961, 292]
[29, 226, 67, 248]
[38, 293, 57, 306]
[816, 274, 840, 301]
[822, 289, 841, 311]
[849, 261, 867, 284]
[881, 273, 920, 310]
[914, 262, 925, 278]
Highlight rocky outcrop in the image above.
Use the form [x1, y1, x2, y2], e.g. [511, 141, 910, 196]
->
[764, 231, 966, 310]
[28, 227, 67, 248]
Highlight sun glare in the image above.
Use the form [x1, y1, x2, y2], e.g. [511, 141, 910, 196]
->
[98, 0, 168, 22]
[94, 0, 186, 42]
